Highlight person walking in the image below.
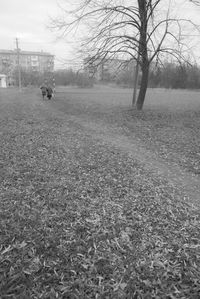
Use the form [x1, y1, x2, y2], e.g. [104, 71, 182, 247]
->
[40, 84, 47, 99]
[46, 85, 53, 100]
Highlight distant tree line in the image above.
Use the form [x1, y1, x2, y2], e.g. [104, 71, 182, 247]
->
[11, 62, 200, 90]
[148, 63, 200, 89]
[116, 62, 200, 89]
[12, 69, 53, 87]
[12, 68, 93, 88]
[53, 69, 93, 87]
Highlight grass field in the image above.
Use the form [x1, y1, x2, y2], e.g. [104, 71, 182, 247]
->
[0, 86, 200, 298]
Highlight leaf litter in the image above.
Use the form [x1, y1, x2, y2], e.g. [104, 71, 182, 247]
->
[0, 89, 200, 298]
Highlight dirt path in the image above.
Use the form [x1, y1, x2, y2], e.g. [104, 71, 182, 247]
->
[56, 114, 199, 208]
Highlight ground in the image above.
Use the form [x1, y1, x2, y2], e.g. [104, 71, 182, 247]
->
[0, 86, 200, 298]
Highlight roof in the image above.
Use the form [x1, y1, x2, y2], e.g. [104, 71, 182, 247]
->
[0, 49, 54, 57]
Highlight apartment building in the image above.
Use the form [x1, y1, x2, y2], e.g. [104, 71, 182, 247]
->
[84, 57, 135, 81]
[0, 49, 54, 75]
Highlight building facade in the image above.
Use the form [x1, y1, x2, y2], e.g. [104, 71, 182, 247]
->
[0, 74, 7, 88]
[84, 57, 135, 81]
[0, 49, 54, 75]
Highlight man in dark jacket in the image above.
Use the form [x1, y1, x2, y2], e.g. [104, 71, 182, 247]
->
[46, 86, 53, 100]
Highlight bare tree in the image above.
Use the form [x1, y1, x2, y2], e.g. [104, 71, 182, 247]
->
[190, 0, 200, 4]
[51, 0, 199, 110]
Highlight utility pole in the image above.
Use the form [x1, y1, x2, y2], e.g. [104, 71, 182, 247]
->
[16, 38, 22, 91]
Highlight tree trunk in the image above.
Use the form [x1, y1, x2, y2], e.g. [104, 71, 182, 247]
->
[136, 65, 149, 110]
[132, 57, 140, 107]
[136, 0, 148, 111]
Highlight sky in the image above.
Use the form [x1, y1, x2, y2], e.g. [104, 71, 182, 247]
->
[0, 0, 200, 69]
[0, 0, 78, 69]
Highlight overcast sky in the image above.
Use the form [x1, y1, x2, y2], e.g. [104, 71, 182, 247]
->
[0, 0, 75, 68]
[0, 0, 200, 69]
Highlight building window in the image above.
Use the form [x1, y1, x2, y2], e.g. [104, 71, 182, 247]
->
[31, 56, 38, 61]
